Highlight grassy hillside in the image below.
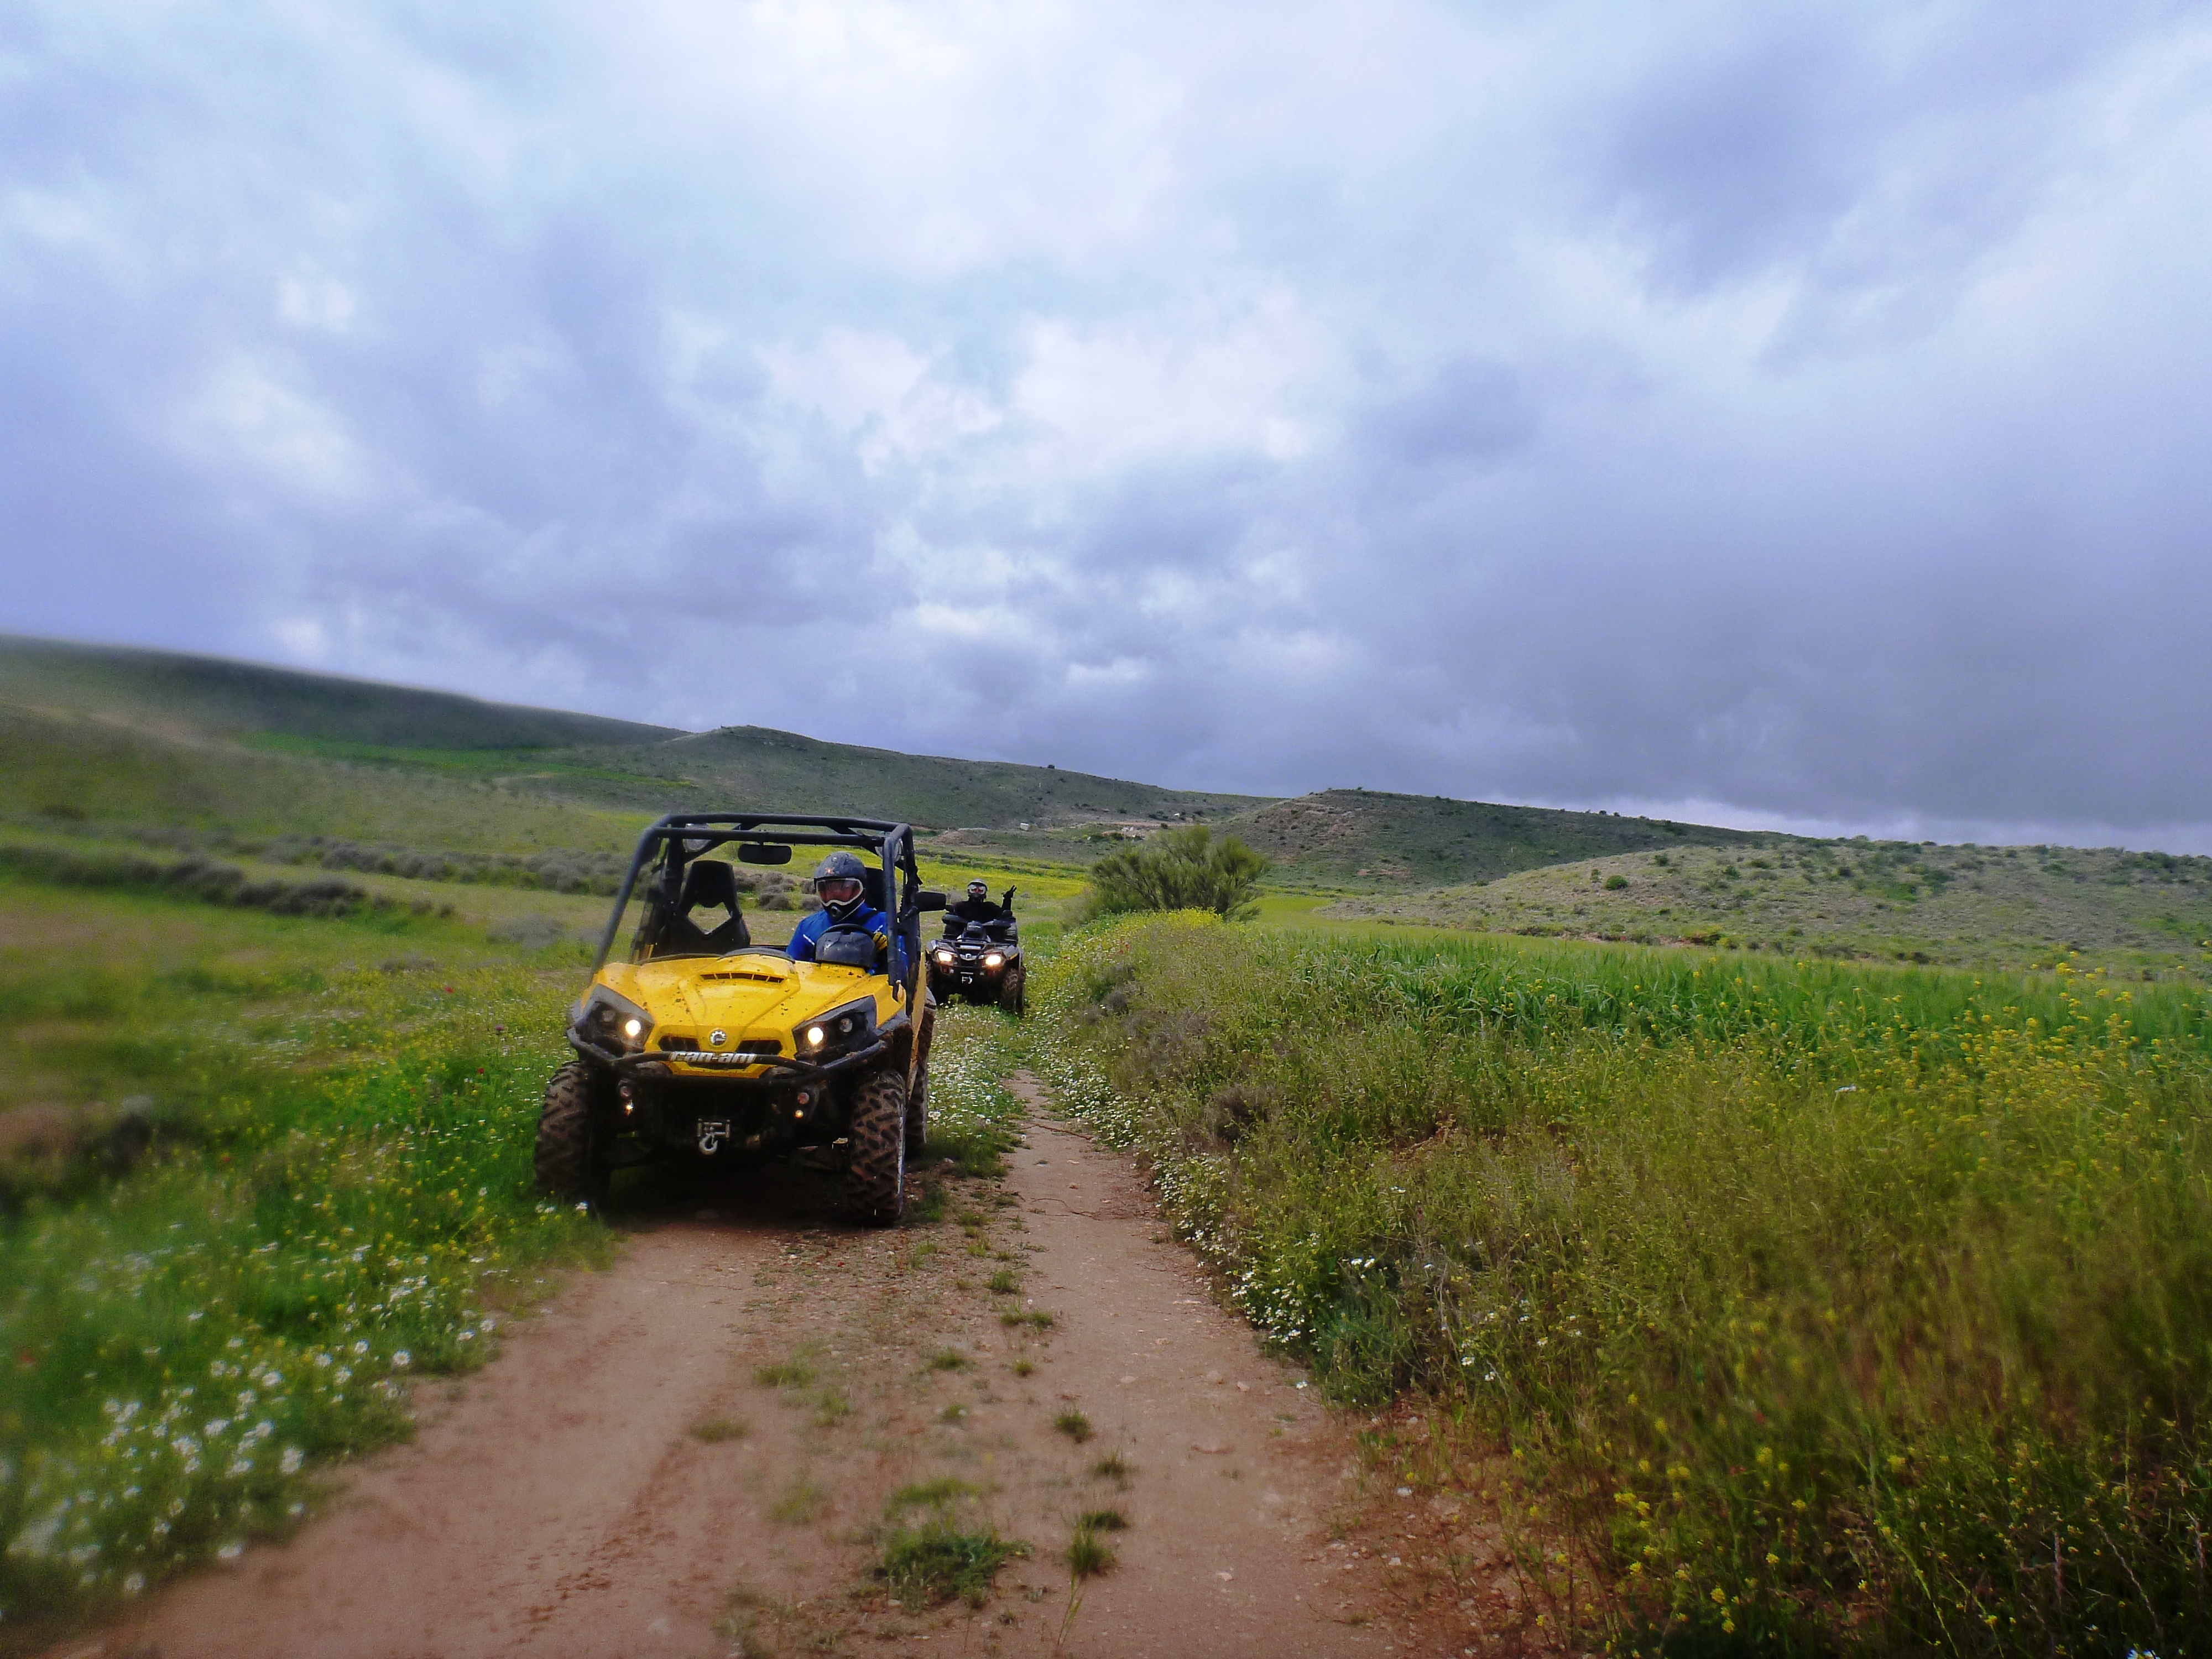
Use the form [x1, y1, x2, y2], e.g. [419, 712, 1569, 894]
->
[1219, 787, 1766, 886]
[0, 634, 676, 750]
[606, 725, 1268, 828]
[1327, 835, 2212, 976]
[0, 635, 1267, 834]
[1, 701, 646, 853]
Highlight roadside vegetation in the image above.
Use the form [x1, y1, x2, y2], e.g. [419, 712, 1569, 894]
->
[1036, 912, 2212, 1655]
[0, 876, 603, 1642]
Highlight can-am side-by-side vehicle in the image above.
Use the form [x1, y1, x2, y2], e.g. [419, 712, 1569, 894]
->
[535, 813, 943, 1224]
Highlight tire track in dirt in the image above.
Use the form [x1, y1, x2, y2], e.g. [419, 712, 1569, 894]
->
[70, 1072, 1476, 1658]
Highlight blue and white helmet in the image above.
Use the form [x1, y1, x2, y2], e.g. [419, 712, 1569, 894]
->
[812, 851, 868, 922]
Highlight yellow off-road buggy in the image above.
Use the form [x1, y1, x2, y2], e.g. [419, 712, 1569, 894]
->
[536, 814, 943, 1224]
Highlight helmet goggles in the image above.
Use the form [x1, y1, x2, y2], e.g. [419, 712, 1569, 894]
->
[815, 875, 865, 908]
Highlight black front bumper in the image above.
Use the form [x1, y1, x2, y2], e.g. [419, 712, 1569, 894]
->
[566, 1023, 887, 1084]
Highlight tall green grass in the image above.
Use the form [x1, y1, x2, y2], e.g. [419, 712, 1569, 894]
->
[1036, 915, 2212, 1655]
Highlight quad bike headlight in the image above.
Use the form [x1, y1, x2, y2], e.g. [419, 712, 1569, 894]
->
[932, 947, 955, 966]
[795, 999, 875, 1055]
[983, 952, 1004, 969]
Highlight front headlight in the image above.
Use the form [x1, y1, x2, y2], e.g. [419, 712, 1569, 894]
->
[581, 987, 653, 1053]
[795, 999, 875, 1056]
[983, 952, 1004, 968]
[932, 948, 954, 965]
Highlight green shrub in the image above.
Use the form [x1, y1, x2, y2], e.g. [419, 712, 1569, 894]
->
[1077, 827, 1269, 922]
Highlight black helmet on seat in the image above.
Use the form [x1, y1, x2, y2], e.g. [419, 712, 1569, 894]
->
[812, 851, 869, 922]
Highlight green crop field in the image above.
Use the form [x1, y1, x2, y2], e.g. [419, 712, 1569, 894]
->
[1034, 914, 2212, 1655]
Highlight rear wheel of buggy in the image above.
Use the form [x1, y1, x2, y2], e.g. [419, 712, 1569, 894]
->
[844, 1067, 907, 1226]
[535, 1058, 614, 1209]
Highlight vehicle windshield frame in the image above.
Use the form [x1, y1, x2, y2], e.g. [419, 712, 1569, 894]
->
[590, 813, 926, 995]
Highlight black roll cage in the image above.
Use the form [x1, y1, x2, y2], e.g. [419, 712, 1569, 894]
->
[591, 813, 934, 1005]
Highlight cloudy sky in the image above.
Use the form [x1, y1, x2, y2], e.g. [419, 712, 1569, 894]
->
[4, 1, 2210, 847]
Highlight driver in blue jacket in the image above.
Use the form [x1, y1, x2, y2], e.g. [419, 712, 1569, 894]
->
[786, 850, 906, 978]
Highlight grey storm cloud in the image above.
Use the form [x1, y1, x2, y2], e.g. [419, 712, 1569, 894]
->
[3, 0, 2210, 847]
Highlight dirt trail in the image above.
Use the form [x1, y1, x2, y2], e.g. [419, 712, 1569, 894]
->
[74, 1073, 1470, 1658]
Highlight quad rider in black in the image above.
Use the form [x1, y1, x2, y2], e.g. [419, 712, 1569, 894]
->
[945, 878, 1015, 933]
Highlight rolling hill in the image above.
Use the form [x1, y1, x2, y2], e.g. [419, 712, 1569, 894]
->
[0, 634, 678, 750]
[0, 634, 1268, 841]
[1326, 836, 2212, 974]
[1218, 788, 1767, 885]
[7, 634, 2206, 977]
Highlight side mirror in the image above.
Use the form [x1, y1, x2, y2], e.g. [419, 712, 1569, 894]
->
[914, 889, 947, 912]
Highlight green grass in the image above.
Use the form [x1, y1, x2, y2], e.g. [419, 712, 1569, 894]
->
[1052, 1410, 1093, 1444]
[1066, 1519, 1117, 1577]
[886, 1477, 980, 1512]
[0, 879, 604, 1637]
[925, 1348, 972, 1373]
[690, 1417, 748, 1443]
[885, 1477, 1019, 1618]
[768, 1472, 830, 1525]
[877, 1520, 1029, 1610]
[918, 1005, 1031, 1181]
[1037, 912, 2212, 1656]
[752, 1354, 818, 1389]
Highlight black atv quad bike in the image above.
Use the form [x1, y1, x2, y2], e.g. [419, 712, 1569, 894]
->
[926, 888, 1024, 1013]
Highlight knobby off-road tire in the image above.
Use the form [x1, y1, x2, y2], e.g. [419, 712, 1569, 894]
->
[844, 1067, 907, 1227]
[1000, 963, 1027, 1017]
[535, 1058, 614, 1209]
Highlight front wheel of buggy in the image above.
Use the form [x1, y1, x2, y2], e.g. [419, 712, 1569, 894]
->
[845, 1068, 907, 1226]
[535, 1058, 613, 1210]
